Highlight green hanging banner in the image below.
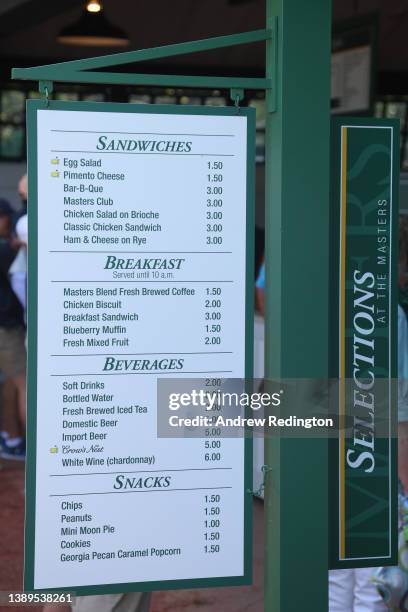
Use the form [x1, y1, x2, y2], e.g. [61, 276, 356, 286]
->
[330, 117, 400, 569]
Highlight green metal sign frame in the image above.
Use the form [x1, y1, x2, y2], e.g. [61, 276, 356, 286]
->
[24, 99, 255, 595]
[13, 1, 334, 609]
[12, 28, 275, 106]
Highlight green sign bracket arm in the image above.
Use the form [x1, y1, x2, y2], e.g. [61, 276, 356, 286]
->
[27, 71, 271, 91]
[12, 26, 277, 97]
[13, 28, 272, 75]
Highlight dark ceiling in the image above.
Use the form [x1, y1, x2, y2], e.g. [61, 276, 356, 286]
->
[0, 0, 408, 76]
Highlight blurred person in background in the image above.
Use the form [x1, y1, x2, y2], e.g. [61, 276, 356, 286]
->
[255, 259, 265, 316]
[0, 198, 26, 460]
[16, 173, 27, 222]
[9, 174, 28, 317]
[372, 218, 408, 609]
[397, 216, 408, 495]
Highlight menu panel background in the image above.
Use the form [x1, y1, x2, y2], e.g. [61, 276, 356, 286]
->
[25, 101, 254, 594]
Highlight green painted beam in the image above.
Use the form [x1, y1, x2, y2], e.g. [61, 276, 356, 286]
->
[12, 67, 271, 90]
[264, 0, 330, 610]
[11, 28, 272, 79]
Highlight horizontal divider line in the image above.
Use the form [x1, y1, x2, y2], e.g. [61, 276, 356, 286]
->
[51, 351, 233, 357]
[50, 486, 232, 497]
[50, 150, 234, 157]
[50, 370, 233, 377]
[50, 467, 233, 477]
[49, 251, 233, 254]
[51, 130, 235, 137]
[50, 280, 234, 283]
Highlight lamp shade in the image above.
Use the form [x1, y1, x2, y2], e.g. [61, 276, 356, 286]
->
[58, 9, 129, 47]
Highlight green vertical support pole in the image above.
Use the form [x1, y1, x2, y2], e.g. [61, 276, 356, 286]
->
[264, 0, 331, 611]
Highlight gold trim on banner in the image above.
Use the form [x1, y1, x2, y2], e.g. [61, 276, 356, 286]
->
[339, 126, 348, 559]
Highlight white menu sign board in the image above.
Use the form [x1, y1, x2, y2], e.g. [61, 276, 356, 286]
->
[25, 102, 254, 594]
